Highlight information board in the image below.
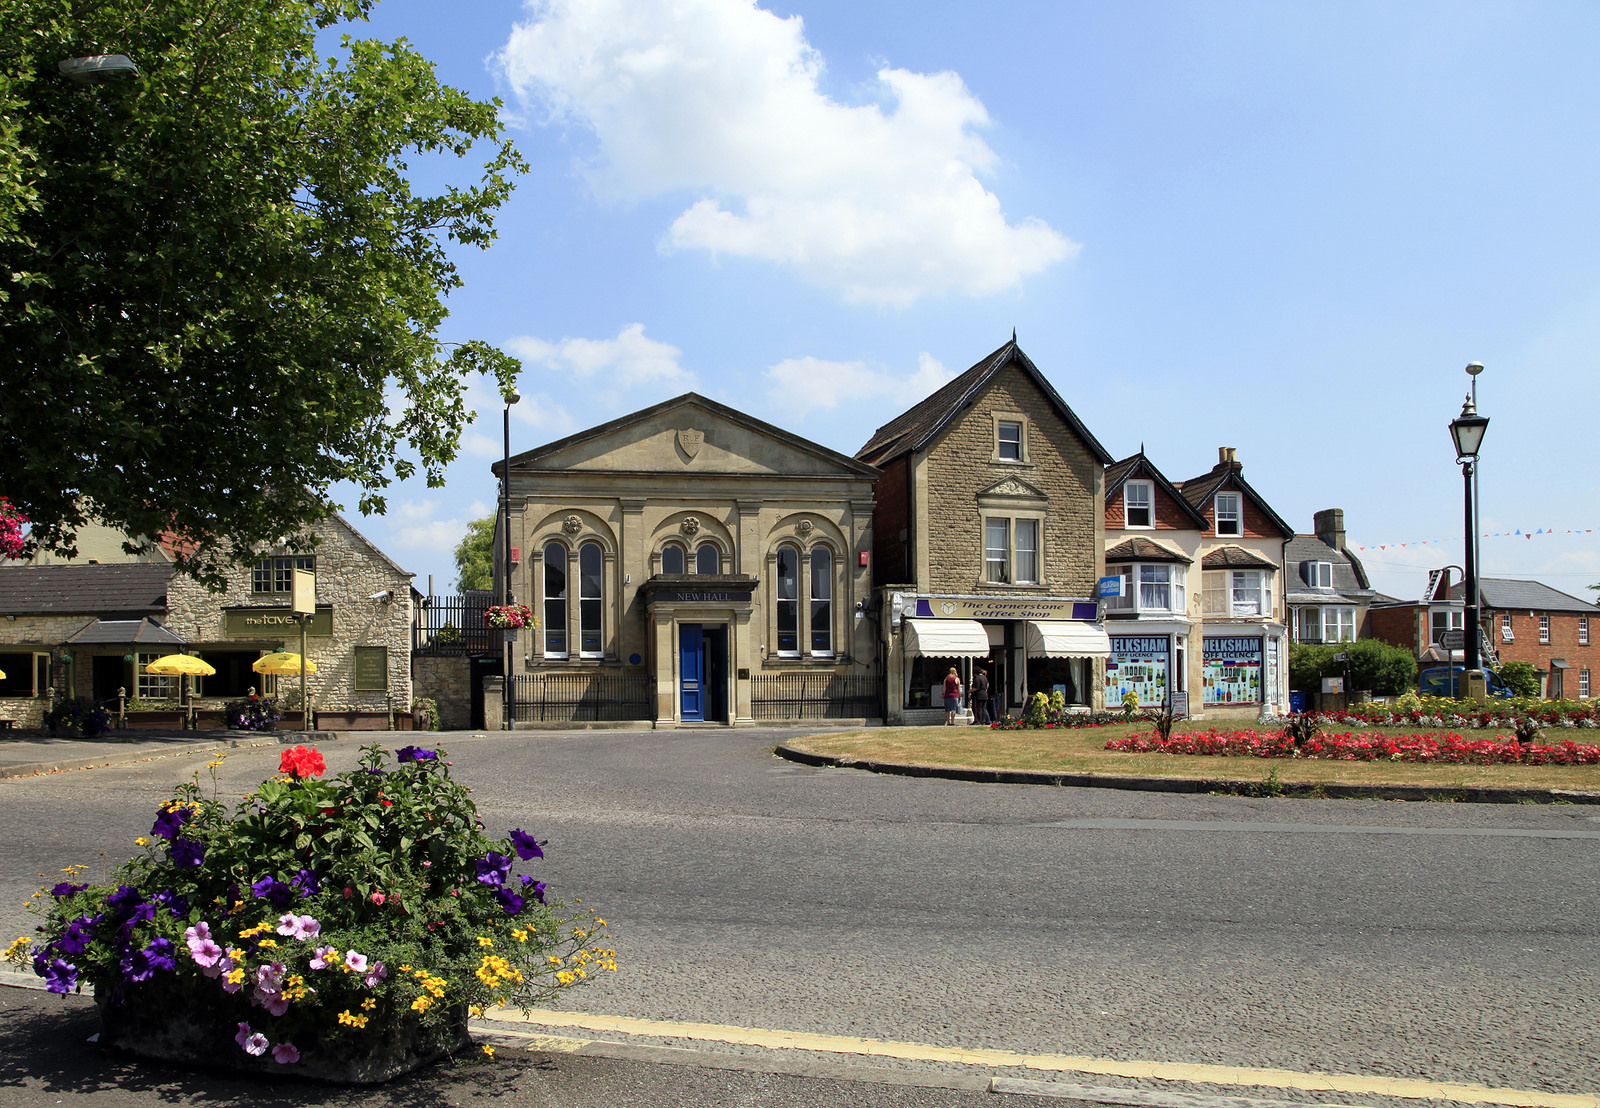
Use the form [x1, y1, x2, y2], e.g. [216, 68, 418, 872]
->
[352, 646, 388, 692]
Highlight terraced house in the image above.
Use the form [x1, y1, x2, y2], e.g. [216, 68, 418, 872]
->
[858, 339, 1113, 724]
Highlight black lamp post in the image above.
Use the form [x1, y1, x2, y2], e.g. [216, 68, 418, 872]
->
[502, 391, 520, 731]
[1449, 363, 1489, 679]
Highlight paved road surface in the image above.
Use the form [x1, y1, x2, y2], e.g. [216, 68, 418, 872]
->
[2, 729, 1596, 1104]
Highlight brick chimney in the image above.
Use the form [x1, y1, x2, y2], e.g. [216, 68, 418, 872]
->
[1214, 446, 1239, 472]
[1314, 508, 1346, 551]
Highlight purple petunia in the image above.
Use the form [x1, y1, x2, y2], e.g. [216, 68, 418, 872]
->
[168, 837, 205, 868]
[41, 956, 79, 994]
[523, 877, 546, 905]
[509, 829, 544, 861]
[396, 745, 438, 763]
[291, 868, 321, 897]
[494, 888, 524, 915]
[250, 876, 295, 907]
[50, 882, 86, 899]
[120, 937, 176, 983]
[150, 803, 191, 841]
[55, 916, 97, 956]
[474, 851, 512, 888]
[154, 889, 189, 916]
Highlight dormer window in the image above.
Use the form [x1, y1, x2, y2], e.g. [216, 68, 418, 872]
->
[1214, 492, 1241, 536]
[1300, 560, 1333, 588]
[1124, 481, 1153, 529]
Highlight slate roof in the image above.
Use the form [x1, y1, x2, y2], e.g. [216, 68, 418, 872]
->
[63, 618, 185, 645]
[1174, 460, 1293, 539]
[1201, 546, 1278, 570]
[1104, 451, 1209, 529]
[857, 340, 1113, 467]
[1283, 534, 1374, 603]
[1449, 578, 1600, 614]
[0, 563, 171, 615]
[1105, 537, 1193, 564]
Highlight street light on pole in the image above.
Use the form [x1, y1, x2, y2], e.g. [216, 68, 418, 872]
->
[502, 390, 520, 731]
[1449, 363, 1489, 694]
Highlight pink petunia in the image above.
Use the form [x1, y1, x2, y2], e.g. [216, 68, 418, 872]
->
[271, 1042, 300, 1065]
[275, 913, 321, 941]
[309, 945, 339, 970]
[344, 950, 369, 974]
[235, 1022, 268, 1056]
[363, 961, 387, 987]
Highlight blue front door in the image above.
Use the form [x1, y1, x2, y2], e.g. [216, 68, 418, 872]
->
[679, 623, 704, 721]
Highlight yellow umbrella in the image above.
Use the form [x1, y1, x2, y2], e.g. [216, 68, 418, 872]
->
[143, 654, 217, 676]
[252, 652, 316, 675]
[0, 668, 6, 680]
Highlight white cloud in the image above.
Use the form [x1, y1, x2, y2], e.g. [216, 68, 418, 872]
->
[765, 352, 956, 421]
[504, 323, 693, 389]
[496, 0, 1076, 307]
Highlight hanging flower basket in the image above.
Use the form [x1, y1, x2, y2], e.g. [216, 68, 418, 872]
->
[8, 744, 614, 1084]
[483, 604, 535, 630]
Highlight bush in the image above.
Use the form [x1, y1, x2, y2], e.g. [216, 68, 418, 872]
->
[223, 694, 282, 732]
[1289, 640, 1415, 696]
[1498, 661, 1542, 698]
[42, 696, 112, 738]
[8, 744, 612, 1071]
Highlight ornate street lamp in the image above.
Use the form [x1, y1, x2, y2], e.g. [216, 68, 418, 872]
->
[1449, 363, 1488, 680]
[502, 390, 520, 731]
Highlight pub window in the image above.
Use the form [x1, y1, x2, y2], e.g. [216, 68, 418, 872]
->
[810, 547, 833, 656]
[137, 653, 177, 700]
[252, 555, 315, 595]
[544, 542, 568, 658]
[695, 543, 720, 575]
[579, 542, 604, 658]
[0, 652, 46, 697]
[661, 542, 686, 575]
[776, 545, 800, 656]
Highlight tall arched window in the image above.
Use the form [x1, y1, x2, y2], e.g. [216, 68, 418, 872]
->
[661, 543, 685, 575]
[579, 542, 603, 658]
[543, 543, 567, 658]
[695, 543, 720, 575]
[809, 547, 833, 656]
[775, 545, 799, 656]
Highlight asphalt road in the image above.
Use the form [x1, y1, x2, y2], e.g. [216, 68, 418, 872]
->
[2, 729, 1597, 1103]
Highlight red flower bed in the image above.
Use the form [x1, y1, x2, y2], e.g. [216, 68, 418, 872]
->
[1106, 729, 1600, 766]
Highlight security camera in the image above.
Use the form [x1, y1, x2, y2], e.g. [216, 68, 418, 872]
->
[367, 589, 394, 602]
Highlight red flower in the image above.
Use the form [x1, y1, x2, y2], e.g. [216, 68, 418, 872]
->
[279, 746, 325, 779]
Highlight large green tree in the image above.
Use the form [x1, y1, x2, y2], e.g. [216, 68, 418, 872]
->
[0, 0, 523, 587]
[452, 512, 496, 593]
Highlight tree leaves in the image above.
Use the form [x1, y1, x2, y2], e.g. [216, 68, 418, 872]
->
[0, 0, 525, 587]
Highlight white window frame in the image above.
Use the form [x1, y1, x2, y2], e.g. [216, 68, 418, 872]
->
[1429, 608, 1463, 644]
[136, 653, 178, 701]
[1214, 493, 1242, 537]
[1014, 519, 1039, 585]
[1124, 481, 1154, 529]
[1502, 612, 1515, 642]
[983, 515, 1045, 587]
[1581, 616, 1590, 647]
[1581, 668, 1591, 698]
[809, 547, 834, 657]
[543, 542, 570, 659]
[577, 541, 604, 660]
[997, 420, 1023, 461]
[984, 518, 1010, 583]
[1540, 614, 1551, 644]
[775, 544, 801, 657]
[1300, 561, 1333, 588]
[252, 554, 315, 595]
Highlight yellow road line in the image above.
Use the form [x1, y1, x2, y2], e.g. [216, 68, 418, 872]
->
[483, 1007, 1596, 1108]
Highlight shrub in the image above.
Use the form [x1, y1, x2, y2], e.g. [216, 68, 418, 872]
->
[1498, 661, 1542, 699]
[43, 696, 112, 738]
[8, 744, 612, 1071]
[1289, 640, 1415, 696]
[411, 699, 440, 731]
[224, 694, 282, 732]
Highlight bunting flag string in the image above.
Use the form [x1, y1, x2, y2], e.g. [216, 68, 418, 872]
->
[1352, 528, 1596, 552]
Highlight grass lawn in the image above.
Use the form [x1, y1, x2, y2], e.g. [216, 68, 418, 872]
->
[781, 722, 1600, 793]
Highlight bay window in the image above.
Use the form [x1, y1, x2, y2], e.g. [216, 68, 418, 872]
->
[1106, 563, 1185, 615]
[1297, 606, 1355, 643]
[1203, 570, 1272, 617]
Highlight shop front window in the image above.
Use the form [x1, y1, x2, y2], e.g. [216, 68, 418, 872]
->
[1108, 636, 1170, 707]
[1202, 636, 1263, 705]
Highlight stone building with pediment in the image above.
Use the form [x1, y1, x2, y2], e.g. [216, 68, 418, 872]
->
[490, 394, 880, 727]
[856, 339, 1114, 723]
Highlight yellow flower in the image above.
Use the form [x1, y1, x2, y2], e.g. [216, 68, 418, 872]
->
[4, 937, 32, 962]
[337, 1010, 369, 1028]
[555, 971, 576, 986]
[547, 956, 562, 965]
[592, 917, 606, 926]
[398, 964, 413, 972]
[477, 936, 494, 948]
[511, 929, 527, 943]
[226, 967, 246, 985]
[411, 996, 434, 1013]
[481, 1046, 495, 1059]
[135, 837, 149, 847]
[255, 938, 278, 948]
[361, 997, 377, 1011]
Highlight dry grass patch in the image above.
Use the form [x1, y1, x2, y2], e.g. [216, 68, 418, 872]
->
[783, 724, 1600, 793]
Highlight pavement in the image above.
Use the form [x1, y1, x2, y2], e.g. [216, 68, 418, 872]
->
[0, 728, 353, 778]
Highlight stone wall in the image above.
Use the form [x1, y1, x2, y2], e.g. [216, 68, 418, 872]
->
[412, 655, 473, 730]
[922, 363, 1103, 597]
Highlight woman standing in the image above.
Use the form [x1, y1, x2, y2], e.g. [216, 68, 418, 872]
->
[970, 667, 990, 725]
[942, 666, 963, 725]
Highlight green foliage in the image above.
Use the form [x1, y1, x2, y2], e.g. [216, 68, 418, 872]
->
[1289, 640, 1416, 696]
[453, 514, 497, 592]
[411, 698, 439, 731]
[0, 0, 525, 588]
[42, 696, 110, 737]
[1497, 661, 1542, 698]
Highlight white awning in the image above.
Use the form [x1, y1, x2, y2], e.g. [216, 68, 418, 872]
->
[1025, 620, 1111, 658]
[903, 618, 990, 658]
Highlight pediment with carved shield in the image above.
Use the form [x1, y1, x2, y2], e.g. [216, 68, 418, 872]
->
[976, 475, 1048, 504]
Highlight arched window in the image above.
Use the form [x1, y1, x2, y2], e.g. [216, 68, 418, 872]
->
[775, 545, 800, 656]
[695, 543, 720, 575]
[809, 547, 833, 655]
[579, 542, 603, 658]
[661, 543, 685, 575]
[543, 543, 567, 657]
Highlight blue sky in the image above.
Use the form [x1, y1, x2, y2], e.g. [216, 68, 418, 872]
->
[326, 0, 1600, 603]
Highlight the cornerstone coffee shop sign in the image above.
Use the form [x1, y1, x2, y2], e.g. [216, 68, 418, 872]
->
[222, 606, 334, 638]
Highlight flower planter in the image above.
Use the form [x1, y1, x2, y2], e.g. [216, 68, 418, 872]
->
[314, 711, 413, 731]
[122, 711, 186, 730]
[96, 976, 469, 1084]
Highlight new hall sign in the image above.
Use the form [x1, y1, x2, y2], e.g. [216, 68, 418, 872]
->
[222, 606, 334, 638]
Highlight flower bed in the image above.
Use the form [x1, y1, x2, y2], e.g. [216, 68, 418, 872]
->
[1107, 728, 1600, 765]
[6, 743, 613, 1082]
[1316, 696, 1600, 731]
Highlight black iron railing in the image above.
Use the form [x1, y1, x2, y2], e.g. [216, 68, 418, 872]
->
[512, 672, 653, 722]
[413, 593, 497, 656]
[751, 672, 877, 721]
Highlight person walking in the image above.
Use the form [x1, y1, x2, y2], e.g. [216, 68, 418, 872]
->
[970, 667, 991, 726]
[942, 667, 962, 725]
